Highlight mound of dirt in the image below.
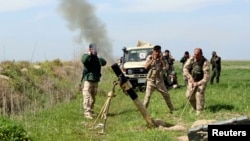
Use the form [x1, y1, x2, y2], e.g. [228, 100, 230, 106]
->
[153, 119, 187, 131]
[191, 119, 216, 128]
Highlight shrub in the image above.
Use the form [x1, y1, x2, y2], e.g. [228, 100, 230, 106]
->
[0, 117, 32, 141]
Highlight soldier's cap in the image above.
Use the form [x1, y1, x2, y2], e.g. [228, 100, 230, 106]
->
[185, 51, 189, 55]
[153, 45, 161, 50]
[89, 43, 97, 49]
[165, 49, 170, 53]
[212, 51, 216, 55]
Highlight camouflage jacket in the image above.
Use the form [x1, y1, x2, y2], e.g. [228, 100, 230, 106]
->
[145, 55, 165, 82]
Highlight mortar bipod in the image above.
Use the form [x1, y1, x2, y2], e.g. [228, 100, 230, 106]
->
[91, 81, 119, 135]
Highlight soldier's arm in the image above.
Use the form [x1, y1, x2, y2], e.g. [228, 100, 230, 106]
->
[81, 54, 91, 65]
[183, 58, 193, 82]
[197, 61, 210, 86]
[210, 58, 213, 64]
[180, 57, 184, 63]
[218, 57, 221, 64]
[160, 54, 167, 70]
[99, 58, 107, 66]
[160, 58, 168, 74]
[170, 56, 175, 62]
[145, 55, 153, 70]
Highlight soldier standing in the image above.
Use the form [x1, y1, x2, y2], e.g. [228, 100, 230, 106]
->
[164, 50, 175, 76]
[80, 43, 107, 119]
[180, 51, 190, 86]
[143, 45, 174, 113]
[183, 48, 210, 115]
[210, 51, 221, 84]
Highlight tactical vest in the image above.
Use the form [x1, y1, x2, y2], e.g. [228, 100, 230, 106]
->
[189, 57, 206, 81]
[147, 59, 163, 80]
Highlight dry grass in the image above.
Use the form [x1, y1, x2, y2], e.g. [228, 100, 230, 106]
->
[0, 59, 82, 116]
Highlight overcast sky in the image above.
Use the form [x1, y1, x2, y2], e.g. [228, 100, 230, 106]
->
[0, 0, 249, 63]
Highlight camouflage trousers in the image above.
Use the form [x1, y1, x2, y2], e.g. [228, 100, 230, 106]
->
[82, 81, 98, 116]
[143, 80, 174, 111]
[185, 82, 206, 111]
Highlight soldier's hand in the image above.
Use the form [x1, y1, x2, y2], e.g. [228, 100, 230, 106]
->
[159, 52, 163, 58]
[151, 53, 156, 60]
[189, 77, 194, 83]
[193, 82, 199, 87]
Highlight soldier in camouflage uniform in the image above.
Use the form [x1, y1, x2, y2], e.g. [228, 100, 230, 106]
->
[80, 43, 107, 119]
[183, 48, 210, 115]
[143, 45, 174, 113]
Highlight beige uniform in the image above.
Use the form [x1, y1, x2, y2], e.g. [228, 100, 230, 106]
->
[143, 55, 174, 111]
[82, 81, 98, 116]
[183, 56, 210, 112]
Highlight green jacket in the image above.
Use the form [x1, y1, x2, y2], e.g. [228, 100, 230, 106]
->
[81, 54, 107, 82]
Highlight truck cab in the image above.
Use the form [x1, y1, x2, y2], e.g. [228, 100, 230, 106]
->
[120, 41, 154, 91]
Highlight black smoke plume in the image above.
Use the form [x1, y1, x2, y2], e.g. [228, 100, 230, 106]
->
[59, 0, 114, 63]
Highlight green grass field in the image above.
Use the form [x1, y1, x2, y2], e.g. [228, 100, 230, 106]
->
[4, 60, 250, 141]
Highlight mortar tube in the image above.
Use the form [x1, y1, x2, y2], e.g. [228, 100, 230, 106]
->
[111, 63, 155, 127]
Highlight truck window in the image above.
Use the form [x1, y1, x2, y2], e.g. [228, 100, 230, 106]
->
[128, 52, 139, 61]
[126, 48, 153, 62]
